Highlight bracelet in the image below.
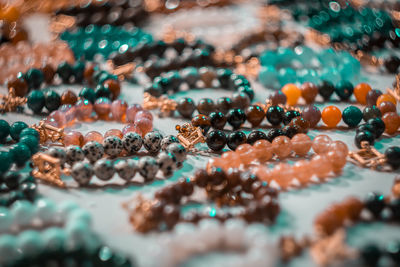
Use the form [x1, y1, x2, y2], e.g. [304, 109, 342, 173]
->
[143, 0, 233, 14]
[0, 19, 27, 46]
[0, 172, 37, 207]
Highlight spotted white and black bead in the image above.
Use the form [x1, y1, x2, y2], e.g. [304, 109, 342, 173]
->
[114, 159, 137, 181]
[143, 131, 163, 153]
[103, 136, 123, 157]
[122, 132, 143, 154]
[93, 159, 115, 181]
[82, 141, 104, 163]
[157, 152, 177, 177]
[46, 147, 67, 166]
[166, 143, 187, 168]
[65, 145, 85, 166]
[71, 162, 93, 186]
[160, 135, 179, 151]
[137, 156, 158, 181]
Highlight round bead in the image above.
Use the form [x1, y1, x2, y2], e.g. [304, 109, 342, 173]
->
[44, 90, 61, 112]
[0, 120, 10, 140]
[216, 97, 233, 114]
[321, 106, 342, 128]
[283, 110, 301, 125]
[104, 79, 121, 99]
[104, 129, 123, 139]
[209, 112, 227, 130]
[312, 135, 332, 154]
[71, 162, 93, 186]
[115, 159, 137, 181]
[245, 105, 265, 127]
[318, 81, 335, 101]
[46, 147, 66, 166]
[10, 200, 34, 227]
[206, 130, 227, 151]
[271, 136, 292, 159]
[25, 68, 44, 89]
[376, 94, 397, 106]
[367, 118, 386, 138]
[365, 192, 385, 218]
[342, 106, 363, 127]
[7, 77, 28, 97]
[93, 159, 115, 181]
[157, 152, 177, 176]
[0, 207, 13, 232]
[65, 145, 85, 166]
[0, 235, 18, 264]
[354, 83, 372, 105]
[227, 131, 247, 151]
[27, 90, 45, 114]
[363, 106, 382, 122]
[10, 143, 31, 166]
[161, 135, 179, 151]
[300, 82, 318, 104]
[103, 136, 123, 157]
[360, 244, 381, 266]
[197, 98, 215, 116]
[0, 152, 12, 175]
[166, 143, 187, 164]
[226, 108, 246, 130]
[82, 141, 104, 163]
[94, 97, 111, 119]
[19, 128, 39, 140]
[253, 140, 273, 162]
[302, 105, 321, 128]
[191, 114, 211, 133]
[269, 91, 287, 105]
[138, 156, 158, 181]
[177, 97, 196, 118]
[17, 230, 43, 256]
[291, 133, 312, 156]
[231, 92, 250, 109]
[385, 147, 400, 170]
[266, 106, 284, 126]
[64, 131, 84, 147]
[366, 89, 383, 106]
[57, 62, 73, 83]
[19, 135, 39, 154]
[10, 121, 28, 141]
[35, 198, 57, 223]
[79, 87, 96, 103]
[42, 227, 66, 252]
[281, 83, 301, 106]
[378, 101, 396, 115]
[382, 112, 400, 135]
[143, 131, 163, 153]
[266, 128, 284, 142]
[110, 100, 127, 122]
[122, 132, 143, 154]
[355, 131, 375, 148]
[335, 81, 354, 101]
[247, 130, 267, 145]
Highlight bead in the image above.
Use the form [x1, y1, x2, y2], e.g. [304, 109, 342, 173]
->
[138, 156, 158, 181]
[61, 90, 78, 105]
[10, 143, 31, 166]
[64, 131, 84, 147]
[342, 106, 362, 127]
[0, 151, 12, 175]
[253, 140, 273, 162]
[122, 132, 143, 154]
[335, 81, 353, 101]
[266, 106, 284, 126]
[103, 79, 121, 99]
[160, 135, 179, 151]
[269, 91, 286, 105]
[365, 192, 385, 218]
[387, 240, 400, 264]
[197, 98, 215, 116]
[27, 90, 45, 114]
[57, 62, 73, 83]
[282, 125, 300, 138]
[4, 171, 20, 190]
[318, 80, 335, 101]
[10, 200, 33, 227]
[360, 244, 381, 266]
[355, 131, 375, 148]
[300, 82, 318, 104]
[122, 123, 142, 136]
[227, 108, 246, 130]
[157, 152, 177, 176]
[143, 131, 163, 153]
[236, 144, 255, 165]
[75, 99, 93, 120]
[271, 136, 292, 159]
[115, 159, 137, 181]
[312, 135, 332, 154]
[354, 83, 372, 105]
[135, 118, 153, 136]
[79, 87, 96, 103]
[209, 112, 227, 130]
[104, 129, 123, 139]
[84, 131, 103, 144]
[19, 135, 39, 154]
[378, 101, 396, 115]
[281, 83, 301, 106]
[94, 97, 111, 119]
[110, 99, 128, 121]
[366, 89, 383, 106]
[44, 90, 61, 112]
[290, 117, 310, 133]
[363, 106, 381, 122]
[177, 97, 196, 118]
[46, 147, 66, 166]
[65, 145, 85, 165]
[321, 106, 341, 128]
[216, 97, 233, 114]
[94, 159, 115, 181]
[376, 93, 396, 106]
[283, 110, 300, 125]
[82, 141, 104, 163]
[17, 230, 43, 256]
[166, 143, 187, 165]
[227, 131, 247, 151]
[7, 77, 28, 97]
[206, 130, 227, 151]
[385, 147, 400, 170]
[245, 105, 265, 127]
[247, 130, 267, 145]
[135, 110, 153, 122]
[231, 92, 250, 109]
[367, 118, 386, 138]
[95, 84, 112, 99]
[35, 198, 57, 223]
[0, 120, 10, 140]
[266, 128, 283, 142]
[103, 136, 123, 157]
[10, 121, 28, 141]
[71, 162, 93, 186]
[19, 128, 39, 140]
[25, 68, 44, 89]
[41, 64, 55, 84]
[291, 133, 312, 156]
[384, 55, 400, 73]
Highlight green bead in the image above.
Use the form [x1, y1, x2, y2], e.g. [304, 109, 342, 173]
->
[19, 128, 40, 140]
[73, 61, 85, 83]
[57, 62, 73, 83]
[44, 91, 61, 112]
[0, 119, 10, 140]
[335, 81, 354, 101]
[10, 121, 28, 141]
[10, 143, 31, 166]
[95, 85, 111, 99]
[27, 90, 45, 114]
[342, 105, 363, 127]
[79, 87, 96, 103]
[0, 151, 12, 175]
[19, 135, 39, 154]
[25, 68, 44, 89]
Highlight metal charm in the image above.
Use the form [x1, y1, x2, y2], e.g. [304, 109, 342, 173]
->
[0, 88, 27, 113]
[31, 121, 65, 145]
[175, 123, 206, 150]
[31, 153, 68, 188]
[348, 141, 387, 170]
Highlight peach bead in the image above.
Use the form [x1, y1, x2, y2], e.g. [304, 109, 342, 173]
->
[207, 157, 226, 172]
[135, 118, 153, 136]
[122, 123, 142, 136]
[126, 104, 143, 123]
[104, 129, 123, 139]
[376, 94, 396, 106]
[311, 155, 332, 179]
[64, 131, 84, 146]
[48, 110, 66, 128]
[221, 151, 241, 169]
[111, 99, 128, 122]
[321, 106, 341, 128]
[135, 110, 153, 122]
[272, 163, 293, 188]
[327, 150, 347, 173]
[329, 141, 349, 156]
[236, 144, 255, 165]
[84, 131, 103, 144]
[253, 166, 273, 183]
[354, 83, 371, 105]
[253, 140, 273, 162]
[94, 98, 111, 119]
[75, 99, 93, 121]
[291, 133, 312, 156]
[382, 112, 400, 135]
[281, 83, 301, 106]
[59, 104, 76, 124]
[312, 135, 332, 154]
[272, 136, 292, 159]
[293, 160, 313, 185]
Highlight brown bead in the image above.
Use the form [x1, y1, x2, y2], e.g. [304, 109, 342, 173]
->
[154, 187, 174, 203]
[194, 169, 209, 187]
[104, 79, 121, 99]
[259, 195, 280, 221]
[191, 114, 211, 130]
[7, 76, 28, 97]
[226, 168, 241, 187]
[290, 117, 310, 133]
[41, 64, 55, 84]
[197, 98, 215, 116]
[208, 167, 227, 186]
[216, 97, 233, 114]
[245, 105, 265, 127]
[84, 64, 96, 84]
[382, 112, 400, 135]
[314, 212, 341, 235]
[163, 205, 180, 229]
[300, 82, 318, 104]
[178, 178, 194, 196]
[342, 197, 364, 221]
[199, 67, 216, 88]
[10, 29, 28, 44]
[378, 101, 396, 115]
[232, 92, 250, 109]
[177, 97, 196, 118]
[61, 90, 78, 105]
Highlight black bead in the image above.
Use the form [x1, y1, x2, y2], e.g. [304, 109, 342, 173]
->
[44, 90, 61, 112]
[20, 182, 37, 200]
[389, 198, 400, 221]
[363, 106, 381, 122]
[385, 146, 400, 170]
[217, 68, 234, 88]
[266, 128, 284, 142]
[247, 130, 267, 145]
[56, 62, 74, 83]
[227, 108, 246, 130]
[4, 171, 21, 190]
[282, 125, 300, 138]
[384, 55, 400, 74]
[73, 61, 85, 83]
[216, 97, 233, 114]
[387, 241, 400, 264]
[360, 244, 381, 266]
[356, 123, 374, 134]
[318, 80, 335, 101]
[283, 110, 301, 125]
[266, 106, 284, 126]
[367, 118, 385, 138]
[365, 192, 386, 218]
[95, 84, 112, 99]
[238, 85, 254, 101]
[206, 130, 227, 151]
[227, 131, 247, 151]
[355, 130, 375, 149]
[209, 112, 227, 130]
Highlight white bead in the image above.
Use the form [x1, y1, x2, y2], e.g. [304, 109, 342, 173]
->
[17, 230, 43, 256]
[223, 219, 246, 249]
[35, 198, 57, 224]
[197, 219, 222, 250]
[42, 227, 66, 251]
[65, 220, 90, 249]
[10, 200, 34, 227]
[0, 234, 19, 265]
[58, 200, 80, 221]
[0, 207, 13, 232]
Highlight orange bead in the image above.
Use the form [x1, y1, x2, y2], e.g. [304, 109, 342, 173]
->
[1, 6, 20, 22]
[354, 83, 371, 105]
[321, 106, 341, 128]
[376, 94, 396, 106]
[281, 83, 301, 106]
[382, 112, 400, 135]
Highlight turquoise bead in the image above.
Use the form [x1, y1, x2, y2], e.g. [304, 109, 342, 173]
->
[0, 120, 10, 140]
[0, 234, 18, 264]
[27, 90, 45, 114]
[342, 106, 363, 127]
[79, 87, 96, 103]
[44, 90, 61, 112]
[259, 50, 277, 66]
[335, 80, 354, 101]
[19, 128, 40, 140]
[42, 227, 66, 251]
[276, 47, 296, 67]
[278, 68, 297, 86]
[258, 66, 278, 88]
[19, 135, 39, 154]
[0, 151, 12, 175]
[297, 69, 320, 84]
[321, 67, 341, 85]
[25, 68, 44, 89]
[10, 143, 31, 166]
[17, 230, 43, 256]
[10, 121, 28, 141]
[294, 46, 315, 67]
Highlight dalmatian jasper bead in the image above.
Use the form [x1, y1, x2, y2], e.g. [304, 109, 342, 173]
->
[114, 159, 137, 181]
[103, 136, 123, 157]
[166, 143, 187, 167]
[65, 145, 85, 166]
[46, 147, 67, 166]
[138, 156, 158, 181]
[93, 159, 115, 181]
[157, 152, 177, 177]
[143, 131, 163, 153]
[82, 141, 104, 163]
[122, 132, 142, 154]
[71, 162, 93, 186]
[160, 135, 179, 151]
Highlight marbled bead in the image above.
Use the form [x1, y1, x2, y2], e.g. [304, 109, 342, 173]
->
[157, 152, 177, 176]
[94, 159, 114, 181]
[64, 131, 84, 147]
[366, 89, 383, 106]
[104, 129, 123, 139]
[138, 156, 158, 180]
[65, 145, 85, 165]
[143, 131, 163, 153]
[197, 98, 215, 116]
[84, 131, 103, 144]
[302, 105, 321, 128]
[59, 104, 76, 122]
[94, 97, 111, 119]
[300, 82, 318, 104]
[71, 162, 93, 186]
[291, 133, 312, 156]
[122, 132, 143, 154]
[166, 143, 187, 164]
[378, 101, 396, 115]
[75, 99, 93, 120]
[161, 135, 179, 151]
[115, 159, 137, 181]
[103, 136, 123, 157]
[245, 105, 265, 127]
[177, 97, 196, 118]
[135, 118, 153, 136]
[111, 99, 127, 121]
[82, 141, 104, 163]
[382, 112, 400, 135]
[135, 110, 153, 122]
[271, 136, 292, 159]
[122, 123, 142, 137]
[46, 147, 66, 166]
[236, 144, 255, 165]
[312, 135, 332, 154]
[126, 104, 143, 123]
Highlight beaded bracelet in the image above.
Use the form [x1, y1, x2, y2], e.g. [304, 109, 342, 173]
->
[124, 168, 280, 233]
[0, 172, 37, 207]
[144, 0, 232, 14]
